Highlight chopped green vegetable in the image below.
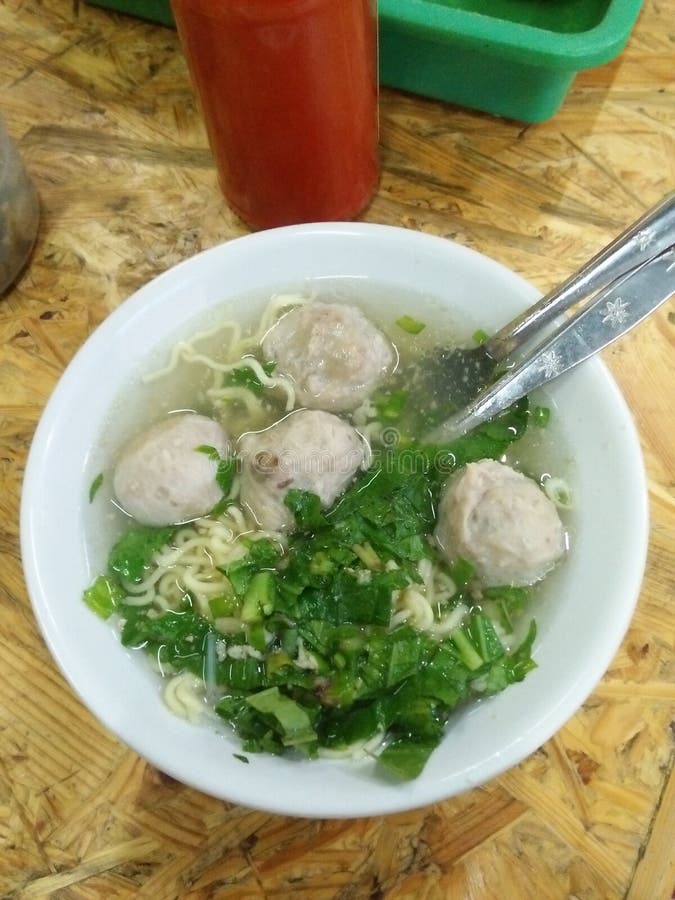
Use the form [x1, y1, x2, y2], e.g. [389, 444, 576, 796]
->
[216, 695, 284, 755]
[467, 613, 504, 664]
[531, 405, 551, 428]
[195, 445, 237, 509]
[107, 567, 536, 776]
[208, 594, 238, 619]
[483, 585, 528, 632]
[284, 489, 326, 531]
[378, 737, 439, 780]
[505, 620, 538, 682]
[267, 650, 293, 676]
[221, 657, 268, 692]
[246, 687, 318, 748]
[448, 557, 475, 590]
[220, 539, 282, 596]
[373, 388, 407, 422]
[320, 700, 386, 748]
[396, 314, 426, 335]
[450, 627, 484, 671]
[542, 476, 573, 509]
[246, 622, 268, 652]
[472, 328, 490, 345]
[241, 571, 276, 623]
[108, 525, 174, 583]
[89, 472, 104, 502]
[195, 444, 220, 461]
[83, 575, 124, 620]
[215, 456, 237, 496]
[120, 608, 215, 680]
[421, 397, 530, 473]
[224, 360, 276, 396]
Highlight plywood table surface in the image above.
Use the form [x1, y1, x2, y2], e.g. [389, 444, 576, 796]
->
[1, 0, 673, 897]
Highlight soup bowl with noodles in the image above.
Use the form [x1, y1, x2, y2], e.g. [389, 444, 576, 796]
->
[21, 223, 648, 817]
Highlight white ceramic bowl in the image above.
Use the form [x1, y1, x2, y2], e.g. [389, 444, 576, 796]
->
[21, 223, 648, 818]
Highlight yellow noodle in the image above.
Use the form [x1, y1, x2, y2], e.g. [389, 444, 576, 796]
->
[182, 351, 296, 411]
[143, 322, 242, 384]
[427, 603, 470, 637]
[396, 586, 435, 630]
[256, 291, 314, 340]
[143, 291, 310, 386]
[163, 672, 207, 722]
[390, 557, 464, 636]
[206, 385, 268, 417]
[121, 502, 286, 624]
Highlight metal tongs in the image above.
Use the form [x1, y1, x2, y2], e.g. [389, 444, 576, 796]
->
[426, 193, 675, 442]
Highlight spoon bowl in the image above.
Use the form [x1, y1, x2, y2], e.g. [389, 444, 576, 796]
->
[423, 192, 675, 413]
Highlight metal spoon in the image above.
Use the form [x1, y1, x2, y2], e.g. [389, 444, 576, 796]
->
[426, 242, 675, 443]
[427, 192, 675, 409]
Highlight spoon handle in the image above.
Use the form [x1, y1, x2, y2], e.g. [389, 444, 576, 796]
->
[429, 245, 675, 442]
[486, 192, 675, 361]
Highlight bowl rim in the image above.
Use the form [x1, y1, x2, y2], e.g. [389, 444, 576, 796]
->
[20, 222, 649, 817]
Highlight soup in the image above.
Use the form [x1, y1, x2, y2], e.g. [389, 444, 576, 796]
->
[83, 285, 572, 780]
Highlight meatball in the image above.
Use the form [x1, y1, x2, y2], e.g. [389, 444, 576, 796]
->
[239, 409, 366, 531]
[113, 413, 230, 526]
[261, 302, 394, 412]
[434, 459, 566, 587]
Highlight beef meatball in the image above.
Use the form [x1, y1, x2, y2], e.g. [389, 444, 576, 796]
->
[434, 458, 566, 587]
[239, 409, 366, 531]
[113, 413, 230, 526]
[261, 302, 394, 412]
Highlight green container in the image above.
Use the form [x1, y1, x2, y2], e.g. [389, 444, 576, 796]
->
[85, 0, 644, 122]
[89, 0, 175, 26]
[378, 0, 645, 121]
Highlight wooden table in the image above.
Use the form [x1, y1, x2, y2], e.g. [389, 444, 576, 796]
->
[1, 0, 673, 897]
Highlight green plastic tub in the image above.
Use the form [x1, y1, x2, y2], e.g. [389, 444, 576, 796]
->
[93, 0, 175, 27]
[84, 0, 644, 121]
[378, 0, 645, 121]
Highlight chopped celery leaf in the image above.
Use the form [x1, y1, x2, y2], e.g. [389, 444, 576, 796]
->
[415, 397, 530, 475]
[224, 360, 276, 396]
[108, 525, 174, 583]
[195, 444, 236, 500]
[284, 489, 326, 531]
[215, 456, 237, 495]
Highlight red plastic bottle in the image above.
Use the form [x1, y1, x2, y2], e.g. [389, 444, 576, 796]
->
[170, 0, 380, 230]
